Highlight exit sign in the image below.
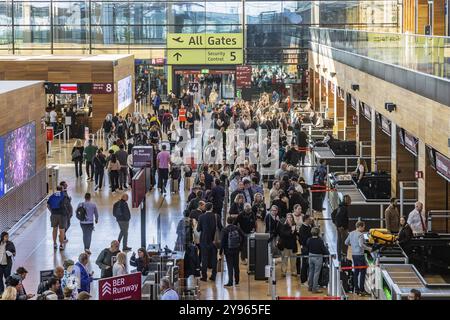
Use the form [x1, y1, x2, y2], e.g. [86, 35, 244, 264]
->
[201, 69, 209, 74]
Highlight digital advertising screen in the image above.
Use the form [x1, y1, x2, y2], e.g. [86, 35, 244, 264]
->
[118, 75, 132, 112]
[0, 121, 36, 197]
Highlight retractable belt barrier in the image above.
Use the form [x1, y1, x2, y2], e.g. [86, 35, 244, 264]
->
[340, 265, 369, 271]
[310, 184, 336, 193]
[295, 147, 311, 152]
[277, 296, 341, 300]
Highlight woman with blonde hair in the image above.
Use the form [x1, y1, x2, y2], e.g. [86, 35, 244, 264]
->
[1, 286, 17, 300]
[71, 139, 84, 178]
[229, 194, 245, 216]
[112, 252, 128, 276]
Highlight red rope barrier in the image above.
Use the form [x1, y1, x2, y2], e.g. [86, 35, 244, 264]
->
[310, 188, 336, 193]
[277, 296, 341, 300]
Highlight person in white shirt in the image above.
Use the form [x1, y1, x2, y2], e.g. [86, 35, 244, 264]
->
[112, 252, 128, 276]
[315, 114, 324, 128]
[407, 201, 426, 235]
[160, 276, 179, 300]
[50, 109, 58, 132]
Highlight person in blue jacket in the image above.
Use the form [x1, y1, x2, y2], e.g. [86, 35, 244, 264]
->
[72, 253, 93, 294]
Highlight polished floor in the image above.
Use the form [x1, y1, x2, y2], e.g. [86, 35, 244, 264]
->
[8, 108, 363, 300]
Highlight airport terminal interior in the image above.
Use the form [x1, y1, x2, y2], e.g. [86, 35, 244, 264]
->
[0, 0, 449, 302]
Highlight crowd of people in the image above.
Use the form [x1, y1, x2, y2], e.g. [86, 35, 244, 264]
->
[0, 87, 429, 301]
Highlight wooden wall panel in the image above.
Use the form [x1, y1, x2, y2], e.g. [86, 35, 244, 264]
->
[375, 127, 391, 172]
[425, 158, 449, 232]
[327, 82, 334, 121]
[433, 0, 446, 35]
[417, 0, 429, 34]
[345, 104, 356, 141]
[314, 71, 320, 110]
[0, 55, 133, 133]
[396, 141, 417, 199]
[308, 68, 314, 102]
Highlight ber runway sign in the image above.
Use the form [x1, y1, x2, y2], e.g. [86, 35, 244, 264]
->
[98, 272, 142, 300]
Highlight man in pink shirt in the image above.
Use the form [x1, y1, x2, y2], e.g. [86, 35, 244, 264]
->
[156, 144, 171, 194]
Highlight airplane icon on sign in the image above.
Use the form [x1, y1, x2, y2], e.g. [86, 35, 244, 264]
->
[172, 37, 184, 43]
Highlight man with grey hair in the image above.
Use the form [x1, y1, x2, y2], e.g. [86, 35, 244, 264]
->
[160, 276, 179, 300]
[407, 201, 426, 235]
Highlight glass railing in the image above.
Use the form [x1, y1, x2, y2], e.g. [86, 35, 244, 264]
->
[310, 28, 450, 80]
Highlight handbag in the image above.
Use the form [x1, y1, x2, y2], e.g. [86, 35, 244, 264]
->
[213, 214, 221, 248]
[276, 238, 285, 251]
[71, 148, 81, 161]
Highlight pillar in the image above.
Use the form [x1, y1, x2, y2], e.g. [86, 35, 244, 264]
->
[335, 88, 345, 139]
[345, 96, 356, 141]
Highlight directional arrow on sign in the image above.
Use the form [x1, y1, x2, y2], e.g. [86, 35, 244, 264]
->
[173, 52, 182, 61]
[172, 37, 184, 43]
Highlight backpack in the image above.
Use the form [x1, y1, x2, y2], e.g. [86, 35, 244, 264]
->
[48, 193, 64, 211]
[113, 201, 123, 220]
[313, 167, 326, 185]
[37, 280, 50, 295]
[76, 204, 87, 221]
[61, 195, 73, 217]
[228, 227, 241, 250]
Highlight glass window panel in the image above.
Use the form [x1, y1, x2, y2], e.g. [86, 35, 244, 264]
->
[245, 2, 282, 25]
[53, 1, 88, 26]
[129, 2, 167, 26]
[91, 25, 130, 44]
[205, 2, 241, 25]
[167, 2, 206, 26]
[204, 24, 241, 33]
[14, 2, 51, 25]
[130, 25, 166, 44]
[91, 2, 129, 26]
[0, 27, 12, 49]
[282, 1, 311, 25]
[14, 25, 51, 47]
[0, 2, 12, 25]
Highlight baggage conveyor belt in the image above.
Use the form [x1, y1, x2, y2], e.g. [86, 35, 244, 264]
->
[381, 264, 450, 299]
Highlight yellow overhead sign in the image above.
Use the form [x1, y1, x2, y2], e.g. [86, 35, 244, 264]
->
[167, 33, 243, 49]
[167, 49, 243, 65]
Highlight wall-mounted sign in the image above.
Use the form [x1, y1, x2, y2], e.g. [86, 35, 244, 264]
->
[362, 103, 372, 120]
[92, 83, 114, 94]
[435, 151, 450, 182]
[60, 84, 77, 94]
[380, 114, 391, 136]
[167, 33, 243, 65]
[415, 171, 424, 179]
[167, 49, 243, 65]
[44, 82, 114, 94]
[189, 82, 200, 93]
[236, 65, 252, 89]
[167, 33, 243, 49]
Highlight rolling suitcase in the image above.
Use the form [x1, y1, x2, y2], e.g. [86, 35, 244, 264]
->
[171, 179, 179, 193]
